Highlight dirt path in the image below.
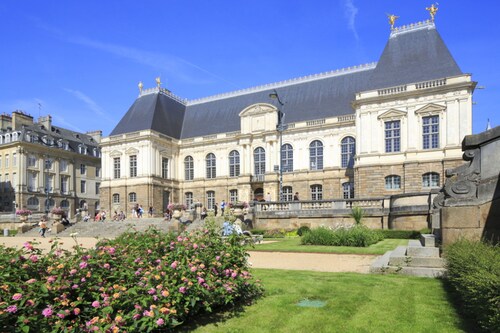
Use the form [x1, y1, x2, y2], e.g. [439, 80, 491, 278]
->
[1, 237, 376, 273]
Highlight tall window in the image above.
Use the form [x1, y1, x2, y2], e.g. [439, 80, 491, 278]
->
[28, 172, 37, 192]
[60, 176, 69, 194]
[229, 189, 238, 203]
[184, 156, 194, 181]
[113, 194, 120, 203]
[254, 147, 266, 175]
[80, 164, 86, 175]
[281, 144, 293, 172]
[283, 186, 293, 201]
[206, 153, 216, 179]
[113, 158, 121, 179]
[422, 172, 440, 188]
[95, 182, 100, 195]
[341, 137, 355, 168]
[80, 180, 86, 193]
[60, 200, 69, 209]
[162, 158, 168, 179]
[229, 150, 240, 177]
[129, 155, 137, 177]
[13, 153, 16, 166]
[27, 197, 39, 207]
[28, 155, 37, 167]
[185, 192, 193, 208]
[59, 159, 68, 172]
[96, 167, 101, 177]
[342, 182, 355, 199]
[45, 174, 53, 192]
[309, 140, 323, 170]
[385, 121, 400, 153]
[385, 175, 401, 190]
[5, 154, 9, 168]
[311, 184, 323, 201]
[207, 191, 215, 209]
[423, 115, 439, 149]
[129, 192, 137, 202]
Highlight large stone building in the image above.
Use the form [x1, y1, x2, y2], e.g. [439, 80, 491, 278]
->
[100, 20, 475, 216]
[0, 111, 102, 218]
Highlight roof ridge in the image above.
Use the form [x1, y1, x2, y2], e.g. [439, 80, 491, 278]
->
[187, 62, 377, 105]
[139, 87, 187, 105]
[390, 20, 435, 39]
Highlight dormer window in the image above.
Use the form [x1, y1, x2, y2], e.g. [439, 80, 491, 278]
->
[4, 134, 11, 143]
[93, 148, 101, 157]
[78, 145, 87, 154]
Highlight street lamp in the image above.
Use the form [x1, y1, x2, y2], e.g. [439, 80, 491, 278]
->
[44, 159, 52, 214]
[269, 90, 285, 201]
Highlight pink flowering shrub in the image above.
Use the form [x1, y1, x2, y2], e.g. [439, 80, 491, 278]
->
[0, 221, 263, 332]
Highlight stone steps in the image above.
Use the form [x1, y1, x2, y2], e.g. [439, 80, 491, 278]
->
[371, 234, 446, 278]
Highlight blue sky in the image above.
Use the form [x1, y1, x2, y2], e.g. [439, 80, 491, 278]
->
[1, 1, 498, 136]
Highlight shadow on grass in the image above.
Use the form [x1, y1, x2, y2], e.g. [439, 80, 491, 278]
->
[439, 278, 483, 333]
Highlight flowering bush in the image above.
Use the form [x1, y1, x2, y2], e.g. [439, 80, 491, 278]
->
[167, 203, 187, 211]
[15, 209, 32, 216]
[50, 207, 65, 215]
[0, 220, 263, 332]
[228, 201, 249, 209]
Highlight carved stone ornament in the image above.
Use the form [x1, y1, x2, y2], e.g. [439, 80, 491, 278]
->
[433, 148, 480, 208]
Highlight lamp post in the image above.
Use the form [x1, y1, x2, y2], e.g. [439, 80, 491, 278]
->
[44, 159, 51, 214]
[269, 90, 285, 201]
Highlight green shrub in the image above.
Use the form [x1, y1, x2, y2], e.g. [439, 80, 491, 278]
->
[301, 226, 384, 247]
[380, 230, 422, 239]
[263, 229, 286, 238]
[445, 239, 500, 332]
[249, 229, 266, 235]
[297, 226, 311, 236]
[350, 206, 364, 225]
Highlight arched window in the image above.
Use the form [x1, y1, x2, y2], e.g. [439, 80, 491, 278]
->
[184, 156, 194, 180]
[311, 184, 323, 201]
[341, 137, 355, 168]
[207, 191, 215, 209]
[45, 198, 55, 209]
[129, 192, 137, 202]
[60, 200, 69, 208]
[309, 140, 323, 170]
[184, 156, 194, 181]
[206, 153, 216, 179]
[229, 189, 238, 203]
[95, 201, 100, 211]
[27, 197, 39, 208]
[112, 194, 120, 203]
[185, 192, 193, 208]
[281, 144, 293, 172]
[283, 186, 293, 201]
[342, 182, 355, 199]
[229, 150, 240, 177]
[254, 147, 266, 176]
[422, 172, 440, 188]
[385, 175, 401, 190]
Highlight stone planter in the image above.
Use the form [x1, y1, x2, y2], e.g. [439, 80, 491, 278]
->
[172, 209, 182, 219]
[52, 213, 63, 222]
[19, 215, 29, 222]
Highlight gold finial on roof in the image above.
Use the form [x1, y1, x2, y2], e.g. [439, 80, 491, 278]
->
[138, 81, 143, 94]
[426, 3, 438, 21]
[387, 14, 399, 30]
[155, 76, 162, 88]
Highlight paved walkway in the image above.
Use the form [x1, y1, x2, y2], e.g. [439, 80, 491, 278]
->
[1, 236, 376, 273]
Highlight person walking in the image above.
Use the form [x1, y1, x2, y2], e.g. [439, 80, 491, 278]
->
[220, 200, 226, 216]
[214, 203, 218, 216]
[39, 219, 48, 237]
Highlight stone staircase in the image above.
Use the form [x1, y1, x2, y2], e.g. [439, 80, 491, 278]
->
[370, 234, 446, 277]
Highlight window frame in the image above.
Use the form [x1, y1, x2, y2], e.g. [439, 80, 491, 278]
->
[184, 156, 194, 181]
[385, 120, 401, 153]
[205, 153, 216, 179]
[309, 140, 323, 170]
[310, 184, 323, 201]
[281, 144, 294, 173]
[385, 175, 401, 190]
[229, 150, 240, 177]
[422, 115, 439, 149]
[341, 137, 355, 168]
[129, 155, 137, 178]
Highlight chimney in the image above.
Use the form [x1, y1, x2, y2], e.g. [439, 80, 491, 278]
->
[37, 115, 52, 130]
[0, 114, 12, 131]
[12, 110, 34, 130]
[86, 130, 102, 144]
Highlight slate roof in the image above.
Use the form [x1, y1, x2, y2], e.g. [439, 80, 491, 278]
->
[109, 21, 464, 140]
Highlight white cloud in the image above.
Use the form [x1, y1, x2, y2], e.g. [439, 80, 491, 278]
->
[343, 0, 359, 41]
[63, 88, 116, 124]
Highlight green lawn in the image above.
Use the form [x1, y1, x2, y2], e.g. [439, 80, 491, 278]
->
[181, 269, 469, 333]
[249, 237, 409, 255]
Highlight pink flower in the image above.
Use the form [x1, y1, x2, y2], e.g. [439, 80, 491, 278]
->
[12, 293, 22, 301]
[148, 288, 156, 295]
[91, 301, 100, 308]
[69, 269, 77, 275]
[74, 308, 81, 315]
[79, 262, 88, 269]
[57, 313, 65, 319]
[197, 277, 205, 284]
[107, 247, 116, 255]
[156, 318, 165, 326]
[29, 255, 38, 263]
[23, 242, 34, 251]
[47, 276, 56, 283]
[6, 305, 17, 313]
[179, 286, 187, 294]
[103, 263, 110, 269]
[193, 243, 198, 249]
[191, 266, 197, 272]
[26, 278, 36, 284]
[26, 300, 34, 306]
[133, 314, 141, 320]
[216, 256, 221, 261]
[170, 261, 178, 269]
[72, 284, 79, 289]
[147, 249, 152, 254]
[42, 307, 53, 317]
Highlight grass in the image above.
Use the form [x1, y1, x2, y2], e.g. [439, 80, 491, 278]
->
[180, 269, 469, 333]
[249, 237, 409, 255]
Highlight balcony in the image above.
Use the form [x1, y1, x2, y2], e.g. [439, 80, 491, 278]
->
[251, 174, 265, 183]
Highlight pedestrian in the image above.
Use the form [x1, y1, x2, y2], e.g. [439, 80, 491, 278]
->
[220, 200, 226, 215]
[294, 192, 299, 201]
[148, 206, 153, 217]
[39, 219, 48, 237]
[214, 203, 218, 216]
[201, 207, 207, 220]
[138, 205, 144, 218]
